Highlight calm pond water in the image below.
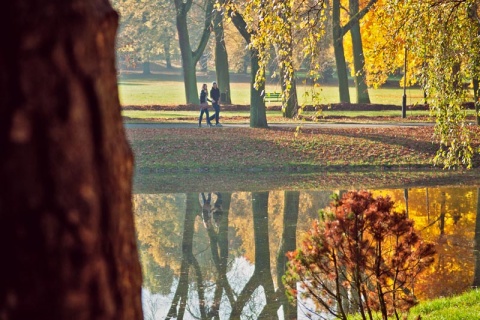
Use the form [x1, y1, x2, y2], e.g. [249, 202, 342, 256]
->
[133, 184, 480, 319]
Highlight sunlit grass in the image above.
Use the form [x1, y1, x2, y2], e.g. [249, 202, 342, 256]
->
[121, 109, 434, 120]
[117, 73, 426, 106]
[348, 289, 480, 319]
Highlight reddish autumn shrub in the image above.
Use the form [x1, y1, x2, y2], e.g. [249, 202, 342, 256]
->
[283, 190, 436, 320]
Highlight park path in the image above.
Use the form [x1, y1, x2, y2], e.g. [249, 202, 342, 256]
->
[124, 122, 435, 129]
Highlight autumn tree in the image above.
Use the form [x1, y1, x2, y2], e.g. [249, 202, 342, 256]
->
[371, 0, 480, 168]
[249, 0, 300, 118]
[284, 191, 435, 320]
[113, 0, 176, 73]
[0, 0, 143, 319]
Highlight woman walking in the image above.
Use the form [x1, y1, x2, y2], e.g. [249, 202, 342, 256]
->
[199, 83, 213, 127]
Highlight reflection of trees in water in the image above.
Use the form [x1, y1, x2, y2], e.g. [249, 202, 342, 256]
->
[162, 191, 301, 318]
[277, 191, 300, 320]
[166, 193, 202, 319]
[231, 192, 277, 318]
[134, 187, 479, 317]
[387, 187, 478, 299]
[140, 248, 174, 295]
[472, 188, 480, 288]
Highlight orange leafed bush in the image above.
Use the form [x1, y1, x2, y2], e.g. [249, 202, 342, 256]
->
[283, 190, 436, 320]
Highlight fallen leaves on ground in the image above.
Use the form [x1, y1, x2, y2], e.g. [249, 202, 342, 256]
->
[126, 126, 480, 172]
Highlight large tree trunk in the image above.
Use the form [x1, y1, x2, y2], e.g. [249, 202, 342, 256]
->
[223, 1, 268, 128]
[213, 10, 232, 104]
[281, 73, 299, 118]
[473, 78, 480, 125]
[278, 8, 299, 118]
[174, 0, 213, 105]
[333, 0, 351, 103]
[175, 1, 200, 104]
[164, 41, 173, 69]
[350, 0, 370, 104]
[163, 27, 173, 69]
[250, 52, 268, 128]
[0, 1, 143, 319]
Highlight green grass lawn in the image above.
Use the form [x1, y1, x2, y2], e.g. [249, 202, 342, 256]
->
[118, 73, 426, 106]
[121, 109, 435, 121]
[348, 289, 480, 319]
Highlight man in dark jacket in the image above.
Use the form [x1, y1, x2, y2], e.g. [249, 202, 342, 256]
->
[209, 81, 222, 126]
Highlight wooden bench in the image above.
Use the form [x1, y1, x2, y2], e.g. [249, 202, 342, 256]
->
[264, 92, 282, 102]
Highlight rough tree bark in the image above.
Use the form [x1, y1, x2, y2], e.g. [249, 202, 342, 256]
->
[332, 0, 377, 104]
[0, 1, 143, 319]
[333, 0, 351, 103]
[175, 0, 214, 104]
[213, 9, 232, 104]
[350, 0, 371, 104]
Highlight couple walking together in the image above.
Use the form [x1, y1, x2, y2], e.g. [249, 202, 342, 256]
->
[199, 81, 221, 127]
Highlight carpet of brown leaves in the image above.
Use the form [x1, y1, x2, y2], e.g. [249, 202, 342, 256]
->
[126, 125, 480, 172]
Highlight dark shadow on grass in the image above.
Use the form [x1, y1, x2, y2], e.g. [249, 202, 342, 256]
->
[292, 127, 439, 156]
[133, 168, 480, 193]
[317, 128, 480, 167]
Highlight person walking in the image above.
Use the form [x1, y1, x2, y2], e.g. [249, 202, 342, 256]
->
[199, 83, 213, 127]
[208, 81, 221, 126]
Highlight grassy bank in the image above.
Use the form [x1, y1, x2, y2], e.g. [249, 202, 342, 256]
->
[122, 109, 438, 122]
[348, 289, 480, 320]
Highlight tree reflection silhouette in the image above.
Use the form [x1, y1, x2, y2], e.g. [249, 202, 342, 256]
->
[166, 193, 200, 319]
[473, 188, 480, 288]
[204, 193, 235, 316]
[276, 191, 300, 320]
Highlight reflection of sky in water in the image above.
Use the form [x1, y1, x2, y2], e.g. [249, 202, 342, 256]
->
[146, 257, 257, 319]
[136, 187, 480, 319]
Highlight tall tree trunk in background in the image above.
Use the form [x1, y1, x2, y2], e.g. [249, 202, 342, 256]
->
[249, 51, 268, 127]
[174, 0, 213, 104]
[333, 0, 351, 103]
[281, 71, 299, 118]
[473, 78, 480, 125]
[143, 61, 151, 75]
[163, 28, 173, 69]
[468, 3, 480, 125]
[0, 1, 143, 319]
[223, 1, 268, 128]
[278, 5, 299, 118]
[332, 0, 377, 104]
[213, 9, 232, 104]
[350, 0, 370, 104]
